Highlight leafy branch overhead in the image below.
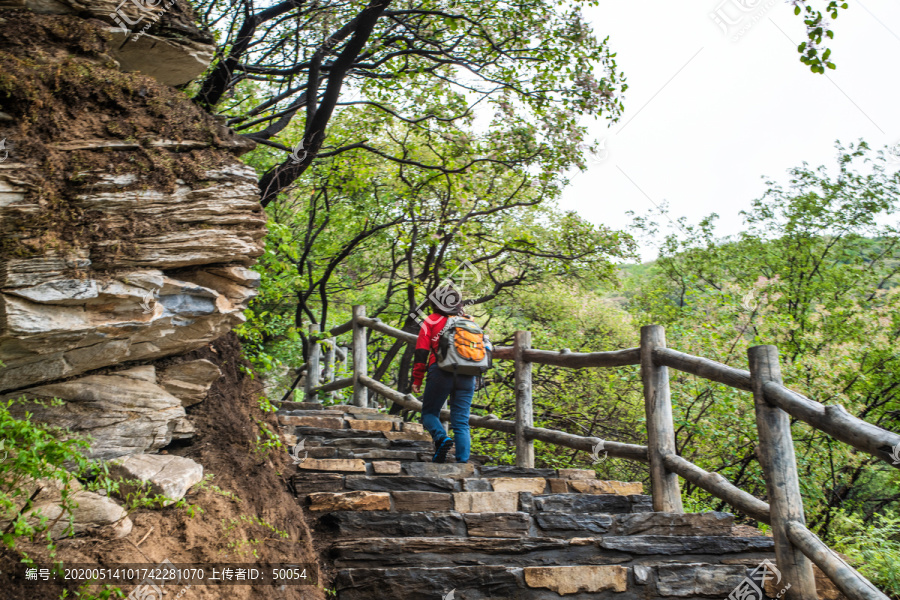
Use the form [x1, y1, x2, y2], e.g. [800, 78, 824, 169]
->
[190, 0, 627, 204]
[790, 0, 849, 73]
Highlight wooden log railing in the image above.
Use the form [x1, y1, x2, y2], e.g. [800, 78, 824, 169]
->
[296, 306, 897, 600]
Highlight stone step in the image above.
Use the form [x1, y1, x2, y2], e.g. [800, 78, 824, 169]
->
[276, 401, 325, 411]
[329, 535, 775, 569]
[293, 426, 411, 439]
[300, 435, 433, 450]
[277, 409, 349, 418]
[316, 510, 734, 540]
[333, 562, 772, 600]
[302, 488, 655, 515]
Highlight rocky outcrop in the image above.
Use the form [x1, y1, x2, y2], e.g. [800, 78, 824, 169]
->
[158, 359, 222, 406]
[0, 7, 264, 398]
[2, 474, 133, 539]
[2, 366, 187, 459]
[108, 453, 203, 504]
[0, 164, 264, 392]
[0, 0, 216, 85]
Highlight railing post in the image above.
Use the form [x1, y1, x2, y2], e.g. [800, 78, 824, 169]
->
[305, 323, 321, 403]
[323, 337, 336, 401]
[514, 330, 534, 468]
[640, 325, 684, 513]
[749, 345, 817, 600]
[352, 305, 368, 408]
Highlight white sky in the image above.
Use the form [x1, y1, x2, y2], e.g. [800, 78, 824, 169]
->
[561, 0, 900, 261]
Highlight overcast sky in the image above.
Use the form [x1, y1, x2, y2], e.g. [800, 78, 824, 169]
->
[560, 0, 900, 261]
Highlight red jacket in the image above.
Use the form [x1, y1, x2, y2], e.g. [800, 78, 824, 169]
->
[411, 314, 448, 386]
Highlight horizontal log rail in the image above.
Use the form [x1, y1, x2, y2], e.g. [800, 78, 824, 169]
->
[652, 347, 752, 391]
[325, 314, 899, 468]
[358, 375, 647, 461]
[493, 346, 641, 367]
[662, 454, 771, 525]
[784, 520, 890, 600]
[308, 377, 353, 395]
[763, 381, 900, 468]
[304, 307, 896, 597]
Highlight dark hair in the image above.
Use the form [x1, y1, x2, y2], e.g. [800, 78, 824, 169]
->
[428, 298, 461, 317]
[428, 285, 464, 316]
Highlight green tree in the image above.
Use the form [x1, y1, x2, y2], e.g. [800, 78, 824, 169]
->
[628, 141, 900, 539]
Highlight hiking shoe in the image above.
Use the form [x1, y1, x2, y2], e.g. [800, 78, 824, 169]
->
[432, 437, 454, 464]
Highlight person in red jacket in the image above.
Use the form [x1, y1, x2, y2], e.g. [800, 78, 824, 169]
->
[411, 297, 476, 463]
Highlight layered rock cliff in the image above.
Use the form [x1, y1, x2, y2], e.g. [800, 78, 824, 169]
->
[0, 5, 265, 460]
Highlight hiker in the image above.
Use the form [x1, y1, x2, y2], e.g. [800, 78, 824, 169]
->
[411, 293, 491, 464]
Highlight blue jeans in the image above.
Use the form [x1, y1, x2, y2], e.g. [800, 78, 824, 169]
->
[420, 364, 475, 463]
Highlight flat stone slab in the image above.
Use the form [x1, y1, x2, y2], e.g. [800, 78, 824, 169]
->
[308, 446, 338, 458]
[280, 415, 345, 428]
[547, 479, 569, 493]
[524, 565, 627, 594]
[305, 436, 391, 448]
[611, 512, 734, 536]
[307, 491, 391, 511]
[489, 477, 547, 494]
[348, 419, 395, 431]
[533, 493, 652, 514]
[599, 535, 775, 555]
[278, 401, 324, 410]
[464, 513, 531, 538]
[335, 566, 520, 599]
[292, 473, 344, 493]
[297, 458, 367, 472]
[481, 466, 556, 478]
[463, 478, 492, 492]
[372, 461, 402, 474]
[280, 410, 347, 417]
[330, 537, 607, 568]
[384, 431, 432, 442]
[344, 476, 456, 493]
[404, 463, 475, 479]
[402, 422, 425, 434]
[347, 412, 397, 421]
[534, 512, 614, 537]
[656, 564, 747, 597]
[295, 427, 384, 438]
[557, 468, 596, 480]
[454, 492, 519, 513]
[346, 449, 419, 460]
[317, 511, 466, 538]
[569, 480, 643, 495]
[392, 491, 453, 512]
[331, 405, 382, 414]
[108, 453, 203, 504]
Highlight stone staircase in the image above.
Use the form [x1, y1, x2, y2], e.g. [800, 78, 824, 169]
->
[277, 402, 778, 599]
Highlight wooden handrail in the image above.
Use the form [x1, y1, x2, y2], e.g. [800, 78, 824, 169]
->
[662, 454, 770, 524]
[308, 377, 353, 395]
[493, 346, 641, 367]
[356, 316, 417, 344]
[319, 310, 897, 597]
[326, 314, 900, 469]
[358, 375, 647, 461]
[785, 520, 890, 600]
[652, 347, 752, 391]
[763, 381, 900, 468]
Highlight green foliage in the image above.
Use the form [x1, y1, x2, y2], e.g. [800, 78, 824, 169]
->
[790, 0, 848, 73]
[218, 514, 289, 558]
[0, 397, 91, 552]
[251, 420, 283, 461]
[828, 509, 900, 596]
[627, 140, 900, 585]
[192, 473, 242, 504]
